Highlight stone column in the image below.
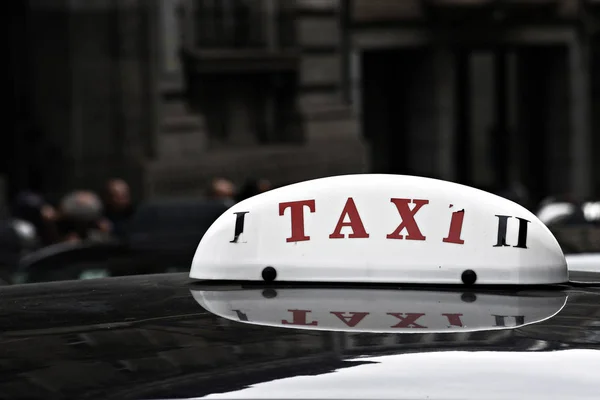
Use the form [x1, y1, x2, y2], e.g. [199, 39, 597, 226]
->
[544, 46, 570, 196]
[515, 45, 571, 203]
[592, 34, 600, 197]
[28, 0, 74, 196]
[360, 50, 393, 174]
[406, 47, 457, 180]
[468, 51, 495, 188]
[114, 0, 149, 161]
[146, 0, 161, 161]
[434, 47, 457, 182]
[569, 34, 592, 200]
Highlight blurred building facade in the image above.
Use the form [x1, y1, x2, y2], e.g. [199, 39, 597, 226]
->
[349, 0, 599, 205]
[150, 0, 365, 195]
[3, 0, 599, 204]
[4, 0, 365, 202]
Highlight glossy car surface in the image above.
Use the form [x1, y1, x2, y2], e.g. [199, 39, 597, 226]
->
[2, 272, 600, 399]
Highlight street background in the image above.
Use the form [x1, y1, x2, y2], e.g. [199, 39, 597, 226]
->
[2, 0, 600, 272]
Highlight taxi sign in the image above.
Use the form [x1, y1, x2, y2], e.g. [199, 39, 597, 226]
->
[191, 287, 568, 333]
[190, 175, 567, 285]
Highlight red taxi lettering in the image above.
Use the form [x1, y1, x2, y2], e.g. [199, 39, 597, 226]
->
[282, 309, 318, 326]
[269, 311, 528, 329]
[329, 198, 370, 239]
[330, 311, 370, 327]
[278, 198, 477, 244]
[442, 313, 464, 327]
[387, 312, 427, 328]
[443, 207, 465, 245]
[386, 199, 429, 241]
[279, 200, 316, 242]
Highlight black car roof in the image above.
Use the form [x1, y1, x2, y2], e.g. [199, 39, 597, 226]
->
[2, 272, 600, 399]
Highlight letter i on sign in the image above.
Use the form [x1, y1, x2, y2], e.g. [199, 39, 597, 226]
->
[230, 212, 249, 243]
[443, 205, 465, 245]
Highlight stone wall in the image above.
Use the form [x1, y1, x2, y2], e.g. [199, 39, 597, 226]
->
[145, 0, 366, 197]
[28, 0, 153, 199]
[146, 140, 367, 196]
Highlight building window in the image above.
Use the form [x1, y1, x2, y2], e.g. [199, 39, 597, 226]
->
[194, 0, 264, 48]
[184, 0, 295, 50]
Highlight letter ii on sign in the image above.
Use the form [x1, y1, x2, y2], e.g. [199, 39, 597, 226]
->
[493, 215, 530, 249]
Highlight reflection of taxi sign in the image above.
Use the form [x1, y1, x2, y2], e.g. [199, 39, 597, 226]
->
[191, 288, 567, 333]
[190, 175, 567, 285]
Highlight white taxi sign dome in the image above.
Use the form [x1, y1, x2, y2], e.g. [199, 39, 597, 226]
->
[191, 288, 568, 333]
[190, 174, 568, 285]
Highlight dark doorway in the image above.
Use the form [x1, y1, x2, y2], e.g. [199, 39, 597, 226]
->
[361, 43, 570, 208]
[4, 3, 34, 206]
[4, 2, 58, 208]
[454, 47, 472, 186]
[455, 45, 568, 207]
[456, 47, 510, 193]
[514, 45, 569, 206]
[361, 47, 430, 175]
[592, 35, 600, 199]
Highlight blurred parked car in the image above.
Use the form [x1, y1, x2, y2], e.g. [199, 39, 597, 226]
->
[11, 198, 229, 284]
[537, 199, 600, 255]
[124, 197, 229, 260]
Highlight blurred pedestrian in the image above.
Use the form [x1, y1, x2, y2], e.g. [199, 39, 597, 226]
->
[207, 178, 236, 207]
[11, 191, 60, 247]
[103, 178, 136, 237]
[57, 190, 110, 243]
[235, 178, 272, 202]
